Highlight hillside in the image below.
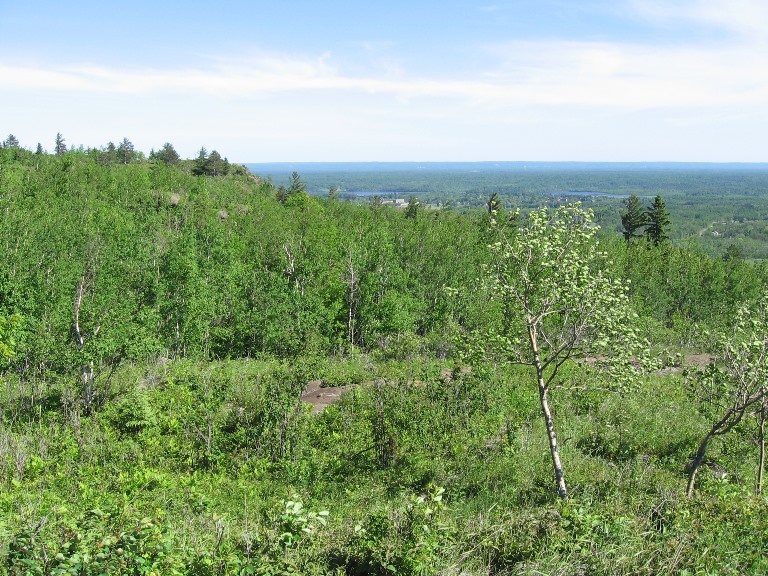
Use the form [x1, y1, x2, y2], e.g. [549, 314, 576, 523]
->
[2, 144, 768, 574]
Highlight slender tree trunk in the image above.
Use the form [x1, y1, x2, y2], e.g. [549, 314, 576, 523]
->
[539, 377, 568, 499]
[687, 433, 713, 497]
[74, 276, 97, 414]
[528, 323, 568, 499]
[757, 399, 766, 496]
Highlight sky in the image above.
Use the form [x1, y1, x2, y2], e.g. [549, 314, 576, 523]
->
[1, 0, 767, 162]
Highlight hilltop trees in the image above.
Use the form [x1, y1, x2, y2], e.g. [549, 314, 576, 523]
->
[150, 142, 181, 165]
[117, 137, 136, 164]
[3, 134, 20, 148]
[619, 193, 671, 244]
[484, 204, 644, 499]
[192, 147, 230, 176]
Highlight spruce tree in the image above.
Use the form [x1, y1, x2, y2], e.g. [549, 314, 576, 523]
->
[117, 137, 135, 164]
[404, 196, 420, 219]
[150, 143, 180, 165]
[645, 195, 671, 245]
[621, 193, 647, 241]
[55, 132, 67, 156]
[192, 147, 210, 176]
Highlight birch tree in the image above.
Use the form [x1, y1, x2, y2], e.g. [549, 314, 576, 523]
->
[485, 203, 645, 499]
[686, 292, 768, 496]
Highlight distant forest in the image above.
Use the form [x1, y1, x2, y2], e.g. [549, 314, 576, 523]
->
[251, 161, 768, 260]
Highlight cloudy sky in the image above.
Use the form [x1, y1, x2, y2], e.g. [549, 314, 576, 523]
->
[1, 0, 766, 162]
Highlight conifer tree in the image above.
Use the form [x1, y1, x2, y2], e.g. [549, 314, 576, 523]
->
[117, 137, 135, 164]
[208, 150, 225, 176]
[150, 142, 181, 165]
[404, 196, 420, 219]
[621, 193, 647, 241]
[192, 147, 210, 176]
[645, 195, 671, 245]
[55, 132, 67, 156]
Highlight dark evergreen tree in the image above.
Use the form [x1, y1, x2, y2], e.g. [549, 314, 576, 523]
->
[723, 243, 745, 262]
[4, 134, 19, 148]
[288, 171, 306, 195]
[404, 196, 420, 219]
[150, 142, 181, 165]
[35, 143, 44, 154]
[208, 150, 226, 176]
[117, 137, 135, 164]
[645, 195, 671, 245]
[621, 193, 647, 241]
[103, 141, 117, 164]
[55, 132, 67, 156]
[276, 185, 288, 204]
[192, 147, 210, 176]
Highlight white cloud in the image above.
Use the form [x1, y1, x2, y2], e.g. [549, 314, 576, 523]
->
[2, 33, 766, 113]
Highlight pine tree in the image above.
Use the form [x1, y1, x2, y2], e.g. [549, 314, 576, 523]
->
[55, 132, 67, 156]
[645, 195, 671, 245]
[404, 196, 420, 219]
[208, 150, 224, 176]
[150, 143, 180, 165]
[621, 193, 647, 241]
[284, 171, 309, 207]
[192, 147, 210, 176]
[117, 137, 135, 164]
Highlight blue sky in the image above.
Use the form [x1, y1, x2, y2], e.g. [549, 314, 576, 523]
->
[1, 0, 766, 162]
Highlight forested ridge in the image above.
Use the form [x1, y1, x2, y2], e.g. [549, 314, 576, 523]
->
[2, 140, 768, 574]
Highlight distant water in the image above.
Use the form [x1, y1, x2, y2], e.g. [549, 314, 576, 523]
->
[547, 190, 629, 198]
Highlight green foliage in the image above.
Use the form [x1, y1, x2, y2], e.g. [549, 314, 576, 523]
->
[7, 509, 182, 576]
[4, 147, 768, 573]
[318, 358, 372, 388]
[621, 193, 647, 241]
[104, 388, 156, 435]
[486, 203, 647, 384]
[150, 142, 181, 165]
[0, 313, 22, 361]
[686, 290, 768, 495]
[54, 133, 66, 156]
[343, 485, 453, 576]
[646, 194, 672, 245]
[482, 203, 647, 499]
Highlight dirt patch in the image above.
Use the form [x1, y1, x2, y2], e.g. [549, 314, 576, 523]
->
[300, 380, 348, 415]
[654, 353, 714, 376]
[682, 354, 713, 366]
